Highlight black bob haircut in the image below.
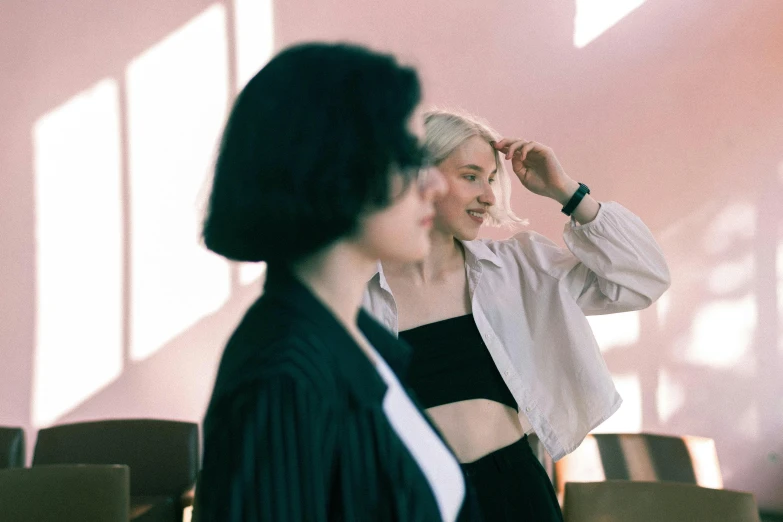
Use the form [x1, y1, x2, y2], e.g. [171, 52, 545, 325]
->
[202, 42, 424, 264]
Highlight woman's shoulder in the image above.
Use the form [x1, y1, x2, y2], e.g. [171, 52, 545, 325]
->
[474, 229, 567, 262]
[202, 334, 342, 465]
[467, 230, 579, 280]
[496, 229, 560, 250]
[212, 328, 340, 408]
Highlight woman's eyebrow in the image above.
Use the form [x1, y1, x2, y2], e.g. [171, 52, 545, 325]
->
[458, 164, 484, 172]
[458, 164, 498, 175]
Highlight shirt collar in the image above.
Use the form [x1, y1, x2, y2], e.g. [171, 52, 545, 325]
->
[370, 260, 391, 293]
[370, 239, 503, 287]
[459, 239, 503, 269]
[264, 265, 409, 407]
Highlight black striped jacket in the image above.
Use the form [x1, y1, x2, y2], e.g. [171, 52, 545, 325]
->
[197, 266, 480, 522]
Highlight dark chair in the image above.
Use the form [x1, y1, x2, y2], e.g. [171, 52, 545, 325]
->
[33, 419, 199, 522]
[563, 480, 760, 522]
[0, 426, 25, 468]
[527, 432, 554, 479]
[554, 432, 723, 503]
[0, 464, 129, 522]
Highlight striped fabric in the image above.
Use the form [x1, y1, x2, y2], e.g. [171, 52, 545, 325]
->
[197, 266, 478, 522]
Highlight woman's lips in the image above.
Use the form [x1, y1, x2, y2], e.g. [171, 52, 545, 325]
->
[420, 213, 435, 227]
[467, 210, 485, 224]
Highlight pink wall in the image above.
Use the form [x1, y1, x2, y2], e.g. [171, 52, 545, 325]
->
[1, 0, 781, 511]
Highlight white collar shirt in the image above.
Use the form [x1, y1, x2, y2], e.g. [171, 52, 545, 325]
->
[363, 202, 671, 461]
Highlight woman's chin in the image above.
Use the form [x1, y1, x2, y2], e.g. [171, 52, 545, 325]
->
[384, 243, 430, 264]
[409, 242, 431, 261]
[454, 226, 481, 242]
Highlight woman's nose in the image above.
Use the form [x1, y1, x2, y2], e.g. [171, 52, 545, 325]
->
[479, 181, 496, 206]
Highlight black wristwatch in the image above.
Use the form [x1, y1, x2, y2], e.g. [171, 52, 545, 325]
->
[561, 183, 590, 216]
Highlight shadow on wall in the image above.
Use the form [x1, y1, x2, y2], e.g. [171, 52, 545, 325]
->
[1, 0, 222, 457]
[1, 0, 782, 511]
[592, 169, 783, 509]
[53, 276, 265, 429]
[0, 0, 272, 459]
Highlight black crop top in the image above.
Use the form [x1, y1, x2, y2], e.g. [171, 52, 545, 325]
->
[399, 314, 518, 411]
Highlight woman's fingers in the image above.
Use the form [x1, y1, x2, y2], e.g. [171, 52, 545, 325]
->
[495, 138, 553, 163]
[509, 141, 527, 160]
[492, 138, 513, 151]
[504, 140, 529, 160]
[518, 141, 554, 163]
[518, 141, 538, 162]
[493, 138, 526, 154]
[494, 138, 538, 159]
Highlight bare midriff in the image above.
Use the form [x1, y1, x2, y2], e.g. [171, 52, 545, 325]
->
[425, 398, 526, 463]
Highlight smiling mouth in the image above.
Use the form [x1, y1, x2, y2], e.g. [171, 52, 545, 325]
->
[467, 210, 485, 220]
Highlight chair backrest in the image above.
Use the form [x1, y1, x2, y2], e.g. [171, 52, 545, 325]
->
[0, 426, 25, 468]
[33, 419, 198, 497]
[563, 480, 760, 522]
[554, 432, 723, 500]
[0, 464, 129, 522]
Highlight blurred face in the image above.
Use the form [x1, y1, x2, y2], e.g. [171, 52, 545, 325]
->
[433, 135, 497, 240]
[357, 167, 447, 262]
[408, 104, 426, 139]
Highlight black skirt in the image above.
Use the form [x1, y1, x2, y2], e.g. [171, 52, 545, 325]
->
[460, 435, 564, 522]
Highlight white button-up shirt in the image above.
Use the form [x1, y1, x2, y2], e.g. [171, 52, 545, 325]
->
[363, 202, 671, 461]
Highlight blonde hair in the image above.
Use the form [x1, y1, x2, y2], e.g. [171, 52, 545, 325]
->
[423, 109, 527, 228]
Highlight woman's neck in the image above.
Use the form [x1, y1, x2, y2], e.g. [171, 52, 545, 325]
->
[291, 242, 377, 334]
[385, 227, 464, 284]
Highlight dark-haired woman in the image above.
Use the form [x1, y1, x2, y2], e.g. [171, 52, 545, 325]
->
[196, 44, 481, 522]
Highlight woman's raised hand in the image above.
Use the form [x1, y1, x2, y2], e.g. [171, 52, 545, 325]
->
[493, 139, 579, 205]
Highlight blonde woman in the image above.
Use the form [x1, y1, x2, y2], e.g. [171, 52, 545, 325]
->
[364, 110, 671, 520]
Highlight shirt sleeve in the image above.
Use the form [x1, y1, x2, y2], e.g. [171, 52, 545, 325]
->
[562, 201, 671, 315]
[509, 201, 671, 316]
[198, 373, 337, 522]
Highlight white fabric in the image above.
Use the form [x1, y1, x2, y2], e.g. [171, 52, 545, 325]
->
[363, 202, 671, 461]
[369, 344, 465, 522]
